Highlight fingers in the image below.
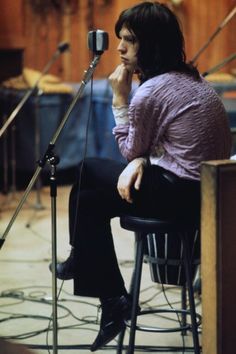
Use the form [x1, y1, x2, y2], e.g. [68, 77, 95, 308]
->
[109, 64, 123, 80]
[134, 170, 143, 190]
[109, 64, 133, 107]
[109, 64, 133, 84]
[117, 158, 146, 203]
[117, 179, 133, 203]
[119, 190, 133, 203]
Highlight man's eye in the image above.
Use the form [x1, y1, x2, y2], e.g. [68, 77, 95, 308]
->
[126, 36, 136, 43]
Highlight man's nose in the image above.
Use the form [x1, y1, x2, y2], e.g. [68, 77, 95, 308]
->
[117, 40, 126, 53]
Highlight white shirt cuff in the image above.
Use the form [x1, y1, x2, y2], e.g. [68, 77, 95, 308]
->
[112, 105, 129, 125]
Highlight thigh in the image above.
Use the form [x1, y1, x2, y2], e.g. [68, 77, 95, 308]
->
[69, 157, 132, 221]
[132, 165, 200, 219]
[79, 157, 127, 191]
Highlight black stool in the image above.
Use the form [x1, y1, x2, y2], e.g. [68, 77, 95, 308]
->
[116, 215, 201, 354]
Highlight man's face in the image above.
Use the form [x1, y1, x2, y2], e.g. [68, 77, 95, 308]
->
[117, 26, 139, 72]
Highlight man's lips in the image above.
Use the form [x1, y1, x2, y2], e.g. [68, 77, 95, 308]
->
[121, 57, 129, 64]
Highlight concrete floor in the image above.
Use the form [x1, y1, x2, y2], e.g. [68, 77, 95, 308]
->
[0, 186, 202, 353]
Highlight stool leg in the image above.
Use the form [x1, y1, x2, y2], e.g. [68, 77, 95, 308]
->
[126, 232, 145, 354]
[116, 327, 126, 354]
[181, 285, 187, 336]
[181, 232, 200, 354]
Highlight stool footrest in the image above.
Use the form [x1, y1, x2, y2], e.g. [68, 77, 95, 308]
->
[144, 254, 200, 266]
[125, 308, 202, 333]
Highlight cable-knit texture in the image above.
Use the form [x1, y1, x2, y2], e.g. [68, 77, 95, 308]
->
[112, 72, 232, 180]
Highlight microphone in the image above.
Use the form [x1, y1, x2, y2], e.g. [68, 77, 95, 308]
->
[57, 41, 70, 54]
[87, 30, 109, 54]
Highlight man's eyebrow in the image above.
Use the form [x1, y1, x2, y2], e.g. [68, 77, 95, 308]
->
[122, 34, 137, 42]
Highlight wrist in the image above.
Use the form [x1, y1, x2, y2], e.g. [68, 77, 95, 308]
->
[140, 157, 148, 166]
[112, 95, 128, 107]
[112, 105, 129, 124]
[132, 157, 148, 167]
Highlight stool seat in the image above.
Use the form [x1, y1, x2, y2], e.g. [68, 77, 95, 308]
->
[120, 214, 199, 233]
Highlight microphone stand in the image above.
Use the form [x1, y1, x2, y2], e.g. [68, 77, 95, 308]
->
[202, 52, 236, 77]
[0, 52, 104, 354]
[0, 42, 69, 214]
[190, 5, 236, 64]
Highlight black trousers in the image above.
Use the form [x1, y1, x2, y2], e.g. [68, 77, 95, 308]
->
[68, 157, 200, 298]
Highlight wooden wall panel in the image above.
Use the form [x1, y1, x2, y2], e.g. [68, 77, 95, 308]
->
[0, 1, 25, 49]
[0, 0, 235, 82]
[201, 160, 236, 354]
[56, 3, 92, 82]
[182, 0, 236, 74]
[0, 1, 25, 81]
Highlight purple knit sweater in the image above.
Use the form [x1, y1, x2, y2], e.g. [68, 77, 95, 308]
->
[112, 72, 232, 180]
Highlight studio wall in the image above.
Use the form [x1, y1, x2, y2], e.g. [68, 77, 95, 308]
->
[0, 0, 235, 82]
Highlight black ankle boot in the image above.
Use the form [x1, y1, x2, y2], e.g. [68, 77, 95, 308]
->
[49, 248, 74, 280]
[90, 294, 132, 352]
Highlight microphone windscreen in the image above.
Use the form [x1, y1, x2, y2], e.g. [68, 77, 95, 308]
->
[57, 42, 70, 53]
[88, 30, 109, 53]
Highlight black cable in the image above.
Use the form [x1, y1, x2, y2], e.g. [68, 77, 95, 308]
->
[70, 77, 94, 247]
[0, 285, 200, 352]
[138, 284, 196, 331]
[0, 291, 99, 342]
[160, 283, 185, 354]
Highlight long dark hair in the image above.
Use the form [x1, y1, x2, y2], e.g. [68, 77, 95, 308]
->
[115, 1, 199, 82]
